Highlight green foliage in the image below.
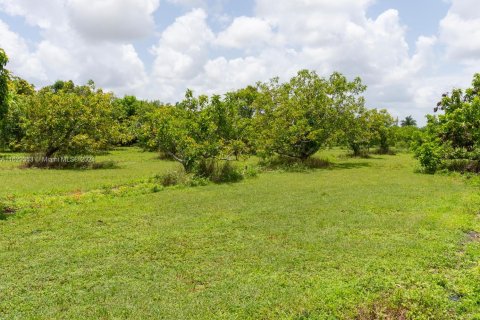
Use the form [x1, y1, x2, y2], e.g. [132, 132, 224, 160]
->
[0, 76, 35, 151]
[149, 90, 250, 176]
[393, 125, 422, 150]
[341, 105, 370, 157]
[365, 109, 396, 154]
[112, 96, 161, 146]
[254, 70, 366, 160]
[9, 75, 35, 96]
[0, 96, 27, 151]
[436, 75, 480, 152]
[342, 108, 397, 156]
[415, 74, 480, 173]
[20, 82, 119, 162]
[414, 141, 443, 173]
[0, 48, 9, 120]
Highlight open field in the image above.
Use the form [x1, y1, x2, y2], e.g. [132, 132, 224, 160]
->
[1, 149, 479, 319]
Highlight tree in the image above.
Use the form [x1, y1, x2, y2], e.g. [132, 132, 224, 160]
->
[414, 74, 480, 173]
[254, 70, 366, 160]
[393, 125, 422, 150]
[10, 76, 35, 96]
[221, 86, 258, 158]
[0, 76, 35, 151]
[112, 95, 145, 146]
[401, 115, 417, 127]
[152, 90, 249, 174]
[20, 82, 119, 162]
[0, 48, 9, 121]
[342, 106, 370, 157]
[435, 75, 480, 152]
[365, 109, 396, 154]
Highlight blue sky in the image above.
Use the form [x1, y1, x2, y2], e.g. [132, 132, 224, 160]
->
[0, 0, 478, 124]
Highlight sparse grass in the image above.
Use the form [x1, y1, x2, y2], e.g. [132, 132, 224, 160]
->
[0, 148, 479, 319]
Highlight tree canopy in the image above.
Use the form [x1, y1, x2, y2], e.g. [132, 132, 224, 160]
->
[20, 82, 119, 161]
[254, 70, 366, 160]
[415, 74, 480, 173]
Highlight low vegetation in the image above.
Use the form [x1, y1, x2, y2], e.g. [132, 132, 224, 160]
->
[0, 149, 479, 319]
[0, 47, 479, 319]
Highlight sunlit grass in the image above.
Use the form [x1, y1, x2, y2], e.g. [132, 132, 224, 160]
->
[0, 149, 479, 319]
[0, 147, 179, 197]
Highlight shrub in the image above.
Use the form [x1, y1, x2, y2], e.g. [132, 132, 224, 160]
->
[414, 142, 443, 174]
[154, 170, 187, 187]
[196, 160, 244, 183]
[242, 165, 259, 178]
[211, 162, 244, 183]
[443, 159, 480, 173]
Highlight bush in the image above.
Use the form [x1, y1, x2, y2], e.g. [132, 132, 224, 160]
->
[242, 165, 259, 178]
[154, 170, 187, 187]
[196, 160, 244, 183]
[414, 142, 443, 174]
[443, 159, 480, 173]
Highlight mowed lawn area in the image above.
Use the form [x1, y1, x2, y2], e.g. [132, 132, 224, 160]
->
[0, 149, 479, 319]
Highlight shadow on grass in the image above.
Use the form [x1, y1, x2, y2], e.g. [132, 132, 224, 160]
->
[330, 162, 371, 170]
[260, 156, 332, 172]
[337, 153, 384, 161]
[0, 212, 13, 221]
[0, 206, 16, 221]
[259, 155, 374, 172]
[20, 160, 120, 171]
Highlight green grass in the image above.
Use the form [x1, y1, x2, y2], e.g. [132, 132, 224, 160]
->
[0, 149, 479, 319]
[0, 148, 179, 197]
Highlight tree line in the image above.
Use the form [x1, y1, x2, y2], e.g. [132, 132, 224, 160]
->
[0, 48, 427, 178]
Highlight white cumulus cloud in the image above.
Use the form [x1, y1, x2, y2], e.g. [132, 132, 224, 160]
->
[68, 0, 160, 41]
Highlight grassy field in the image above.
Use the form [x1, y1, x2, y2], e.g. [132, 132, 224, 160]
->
[0, 148, 179, 197]
[0, 149, 479, 319]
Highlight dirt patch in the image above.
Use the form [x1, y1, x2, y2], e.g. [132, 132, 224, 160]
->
[467, 231, 480, 242]
[0, 203, 17, 215]
[356, 303, 408, 320]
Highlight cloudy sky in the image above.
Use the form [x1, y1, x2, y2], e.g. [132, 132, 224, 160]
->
[0, 0, 478, 123]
